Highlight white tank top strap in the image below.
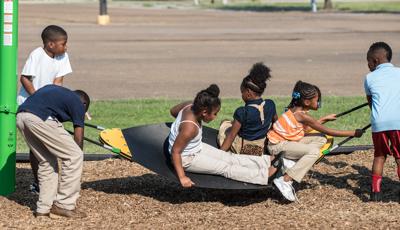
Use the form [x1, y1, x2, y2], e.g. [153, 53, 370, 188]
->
[248, 101, 266, 124]
[182, 103, 192, 110]
[180, 120, 201, 130]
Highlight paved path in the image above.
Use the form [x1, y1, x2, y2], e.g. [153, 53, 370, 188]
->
[19, 3, 400, 99]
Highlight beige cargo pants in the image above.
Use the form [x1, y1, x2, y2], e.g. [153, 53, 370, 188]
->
[17, 112, 83, 214]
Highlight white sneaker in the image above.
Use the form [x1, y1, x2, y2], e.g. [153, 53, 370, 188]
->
[283, 158, 296, 170]
[273, 176, 297, 202]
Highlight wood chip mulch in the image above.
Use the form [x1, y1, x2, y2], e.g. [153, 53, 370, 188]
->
[1, 150, 399, 229]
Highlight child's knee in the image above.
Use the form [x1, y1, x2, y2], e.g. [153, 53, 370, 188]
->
[316, 136, 328, 146]
[309, 148, 321, 159]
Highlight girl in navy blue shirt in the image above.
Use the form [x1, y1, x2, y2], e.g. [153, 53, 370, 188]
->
[218, 63, 277, 155]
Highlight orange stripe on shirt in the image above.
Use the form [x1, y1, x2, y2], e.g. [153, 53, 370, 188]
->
[267, 109, 304, 144]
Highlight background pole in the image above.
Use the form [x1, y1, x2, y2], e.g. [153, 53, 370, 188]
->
[311, 0, 317, 12]
[97, 0, 110, 25]
[0, 0, 18, 196]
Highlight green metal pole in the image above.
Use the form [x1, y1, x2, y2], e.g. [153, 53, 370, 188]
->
[0, 0, 18, 196]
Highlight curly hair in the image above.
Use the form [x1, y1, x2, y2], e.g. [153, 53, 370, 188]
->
[241, 62, 272, 96]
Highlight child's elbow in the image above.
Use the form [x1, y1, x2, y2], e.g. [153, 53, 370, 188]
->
[170, 108, 176, 117]
[170, 107, 179, 118]
[20, 75, 26, 84]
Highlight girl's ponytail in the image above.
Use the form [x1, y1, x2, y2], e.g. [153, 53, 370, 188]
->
[192, 84, 221, 114]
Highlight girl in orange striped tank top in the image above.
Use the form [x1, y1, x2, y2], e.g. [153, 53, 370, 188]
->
[267, 81, 364, 202]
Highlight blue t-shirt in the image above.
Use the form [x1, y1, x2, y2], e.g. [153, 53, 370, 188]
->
[18, 85, 85, 128]
[364, 63, 400, 132]
[234, 98, 276, 141]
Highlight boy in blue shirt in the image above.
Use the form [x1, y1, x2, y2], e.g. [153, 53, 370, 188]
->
[18, 25, 72, 194]
[17, 85, 90, 218]
[364, 42, 400, 201]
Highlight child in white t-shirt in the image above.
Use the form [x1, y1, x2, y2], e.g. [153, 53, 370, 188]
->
[18, 25, 72, 194]
[18, 25, 72, 104]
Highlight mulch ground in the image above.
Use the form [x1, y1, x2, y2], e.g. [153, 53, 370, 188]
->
[1, 150, 399, 229]
[3, 2, 400, 229]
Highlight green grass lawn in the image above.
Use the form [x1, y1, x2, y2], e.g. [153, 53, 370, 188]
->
[17, 96, 371, 154]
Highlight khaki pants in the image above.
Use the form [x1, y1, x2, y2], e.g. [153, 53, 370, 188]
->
[17, 112, 83, 213]
[267, 136, 327, 183]
[217, 120, 266, 154]
[181, 143, 271, 185]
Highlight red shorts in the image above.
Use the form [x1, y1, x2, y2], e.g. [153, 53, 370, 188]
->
[372, 130, 400, 159]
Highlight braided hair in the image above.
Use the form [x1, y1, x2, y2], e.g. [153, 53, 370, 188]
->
[287, 81, 320, 109]
[241, 62, 272, 96]
[192, 84, 221, 114]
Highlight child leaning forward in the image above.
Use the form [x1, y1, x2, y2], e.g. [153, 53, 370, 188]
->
[267, 81, 364, 202]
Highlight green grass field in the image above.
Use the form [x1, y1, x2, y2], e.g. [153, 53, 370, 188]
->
[16, 96, 371, 154]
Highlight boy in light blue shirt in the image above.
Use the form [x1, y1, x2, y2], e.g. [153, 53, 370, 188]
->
[364, 41, 400, 202]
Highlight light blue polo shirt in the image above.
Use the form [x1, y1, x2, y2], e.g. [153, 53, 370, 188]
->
[364, 63, 400, 132]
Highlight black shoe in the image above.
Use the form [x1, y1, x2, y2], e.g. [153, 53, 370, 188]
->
[271, 152, 284, 168]
[370, 192, 382, 202]
[269, 153, 284, 182]
[29, 182, 40, 195]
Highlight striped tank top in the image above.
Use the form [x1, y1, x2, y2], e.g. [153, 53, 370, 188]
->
[168, 105, 202, 156]
[267, 109, 305, 144]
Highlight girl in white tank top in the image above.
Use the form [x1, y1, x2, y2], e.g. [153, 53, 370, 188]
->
[168, 104, 203, 155]
[168, 84, 222, 188]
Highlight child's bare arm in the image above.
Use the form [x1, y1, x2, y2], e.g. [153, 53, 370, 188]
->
[170, 101, 192, 118]
[220, 120, 241, 151]
[318, 114, 337, 124]
[272, 114, 278, 123]
[171, 123, 197, 187]
[53, 76, 64, 86]
[73, 126, 84, 150]
[20, 75, 36, 95]
[296, 112, 357, 137]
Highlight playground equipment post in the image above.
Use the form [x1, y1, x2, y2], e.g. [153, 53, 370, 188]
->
[0, 0, 18, 196]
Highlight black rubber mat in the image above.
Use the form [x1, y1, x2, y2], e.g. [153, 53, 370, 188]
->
[122, 123, 268, 189]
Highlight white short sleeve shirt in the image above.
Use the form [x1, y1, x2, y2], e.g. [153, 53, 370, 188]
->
[17, 47, 72, 105]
